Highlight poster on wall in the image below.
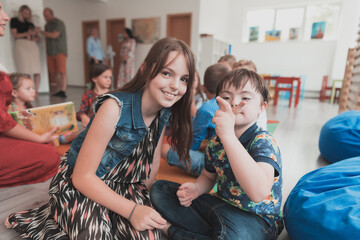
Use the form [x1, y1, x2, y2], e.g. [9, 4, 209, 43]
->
[265, 30, 281, 41]
[131, 17, 160, 44]
[249, 27, 259, 42]
[311, 22, 326, 39]
[289, 28, 299, 40]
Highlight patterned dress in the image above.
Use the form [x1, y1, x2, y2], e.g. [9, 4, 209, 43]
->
[117, 38, 136, 88]
[8, 116, 161, 239]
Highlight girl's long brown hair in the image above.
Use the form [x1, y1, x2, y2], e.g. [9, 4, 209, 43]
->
[118, 37, 195, 167]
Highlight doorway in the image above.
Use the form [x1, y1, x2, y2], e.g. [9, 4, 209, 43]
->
[106, 18, 126, 88]
[167, 13, 192, 47]
[82, 20, 100, 87]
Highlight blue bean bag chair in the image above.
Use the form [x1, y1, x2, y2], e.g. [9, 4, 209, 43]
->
[319, 110, 360, 163]
[284, 156, 360, 240]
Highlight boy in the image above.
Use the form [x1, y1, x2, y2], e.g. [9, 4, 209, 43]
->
[162, 63, 230, 176]
[151, 69, 283, 239]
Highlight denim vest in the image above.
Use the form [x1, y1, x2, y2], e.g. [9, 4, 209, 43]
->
[67, 91, 171, 177]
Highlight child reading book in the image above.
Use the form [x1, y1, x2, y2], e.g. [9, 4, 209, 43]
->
[7, 37, 196, 239]
[9, 73, 78, 144]
[77, 63, 112, 128]
[151, 68, 283, 239]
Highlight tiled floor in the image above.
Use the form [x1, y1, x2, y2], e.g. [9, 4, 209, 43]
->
[1, 88, 339, 239]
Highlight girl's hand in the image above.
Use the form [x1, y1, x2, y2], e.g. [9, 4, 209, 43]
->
[212, 96, 245, 140]
[81, 115, 90, 128]
[39, 127, 59, 143]
[129, 205, 167, 231]
[177, 182, 199, 207]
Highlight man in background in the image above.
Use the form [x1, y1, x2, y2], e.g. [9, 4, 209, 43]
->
[40, 8, 68, 98]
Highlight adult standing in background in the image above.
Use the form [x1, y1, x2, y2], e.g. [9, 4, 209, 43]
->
[40, 8, 68, 98]
[117, 28, 136, 88]
[10, 5, 42, 96]
[86, 27, 105, 65]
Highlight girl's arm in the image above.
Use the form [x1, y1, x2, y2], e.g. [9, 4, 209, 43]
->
[143, 128, 165, 190]
[72, 98, 166, 230]
[213, 97, 274, 203]
[11, 28, 29, 39]
[4, 123, 58, 143]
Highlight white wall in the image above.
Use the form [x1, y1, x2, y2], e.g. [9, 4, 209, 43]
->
[0, 0, 49, 92]
[225, 0, 360, 91]
[43, 0, 200, 87]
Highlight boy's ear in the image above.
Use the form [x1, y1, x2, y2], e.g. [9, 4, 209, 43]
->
[260, 101, 267, 112]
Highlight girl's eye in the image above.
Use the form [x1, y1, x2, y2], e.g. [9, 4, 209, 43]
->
[180, 77, 188, 83]
[162, 71, 170, 78]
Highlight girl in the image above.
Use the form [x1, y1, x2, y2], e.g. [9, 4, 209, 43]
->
[8, 73, 35, 112]
[7, 37, 195, 239]
[0, 2, 60, 189]
[10, 5, 42, 95]
[77, 63, 112, 128]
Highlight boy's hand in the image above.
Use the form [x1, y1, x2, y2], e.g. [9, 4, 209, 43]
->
[213, 97, 245, 140]
[177, 182, 198, 207]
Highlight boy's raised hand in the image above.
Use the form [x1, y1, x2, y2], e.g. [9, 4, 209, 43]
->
[213, 97, 244, 139]
[177, 182, 198, 207]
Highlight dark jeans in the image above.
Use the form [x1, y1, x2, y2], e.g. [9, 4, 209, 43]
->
[151, 180, 277, 240]
[89, 59, 103, 65]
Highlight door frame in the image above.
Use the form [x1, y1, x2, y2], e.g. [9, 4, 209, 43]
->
[166, 12, 192, 47]
[82, 20, 100, 87]
[106, 18, 126, 88]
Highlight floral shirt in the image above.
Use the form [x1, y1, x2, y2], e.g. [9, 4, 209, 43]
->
[205, 123, 283, 230]
[76, 89, 99, 121]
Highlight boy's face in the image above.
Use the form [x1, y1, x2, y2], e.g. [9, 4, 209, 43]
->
[218, 81, 266, 130]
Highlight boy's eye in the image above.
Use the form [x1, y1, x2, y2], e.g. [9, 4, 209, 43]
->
[242, 97, 251, 101]
[221, 96, 231, 101]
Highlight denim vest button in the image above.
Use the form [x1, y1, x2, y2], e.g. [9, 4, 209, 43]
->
[123, 135, 127, 139]
[106, 166, 111, 170]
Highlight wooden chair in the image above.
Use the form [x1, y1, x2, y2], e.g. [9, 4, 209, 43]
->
[319, 76, 341, 103]
[264, 76, 299, 107]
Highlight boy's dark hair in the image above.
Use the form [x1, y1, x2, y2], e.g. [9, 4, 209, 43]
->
[9, 73, 33, 108]
[204, 63, 230, 94]
[119, 37, 195, 166]
[89, 63, 111, 90]
[216, 68, 270, 103]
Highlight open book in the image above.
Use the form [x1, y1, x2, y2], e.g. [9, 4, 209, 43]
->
[10, 101, 78, 137]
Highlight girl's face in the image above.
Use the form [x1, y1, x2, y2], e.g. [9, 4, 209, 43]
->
[13, 78, 36, 103]
[93, 69, 112, 90]
[22, 9, 31, 21]
[218, 81, 266, 130]
[144, 51, 189, 110]
[0, 3, 10, 37]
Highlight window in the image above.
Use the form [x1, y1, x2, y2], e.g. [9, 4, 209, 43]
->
[245, 3, 340, 42]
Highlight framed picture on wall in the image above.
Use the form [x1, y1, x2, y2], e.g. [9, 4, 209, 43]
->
[311, 22, 326, 39]
[289, 28, 299, 40]
[131, 17, 160, 44]
[249, 26, 259, 42]
[265, 30, 281, 41]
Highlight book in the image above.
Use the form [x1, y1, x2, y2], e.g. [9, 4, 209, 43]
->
[10, 101, 78, 136]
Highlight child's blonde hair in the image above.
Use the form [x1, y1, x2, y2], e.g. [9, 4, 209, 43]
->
[233, 60, 257, 72]
[218, 54, 236, 68]
[9, 73, 33, 108]
[216, 68, 270, 103]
